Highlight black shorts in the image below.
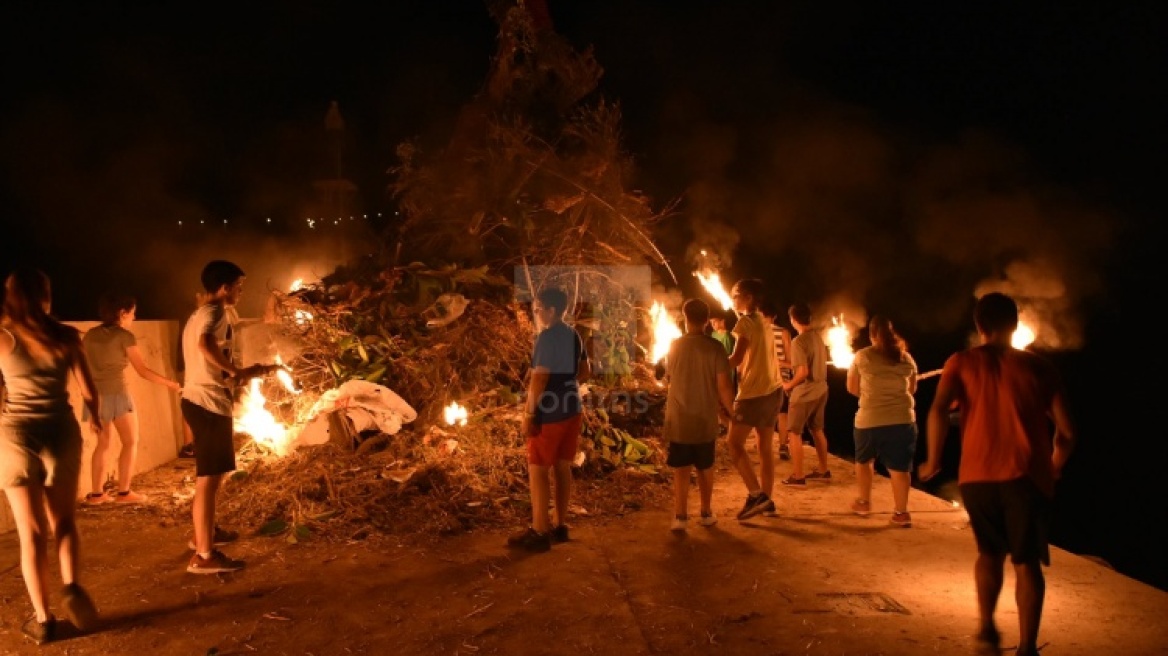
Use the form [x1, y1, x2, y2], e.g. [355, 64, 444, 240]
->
[181, 399, 236, 477]
[666, 441, 716, 470]
[960, 477, 1052, 566]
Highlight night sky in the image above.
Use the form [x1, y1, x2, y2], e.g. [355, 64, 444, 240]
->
[2, 2, 1164, 588]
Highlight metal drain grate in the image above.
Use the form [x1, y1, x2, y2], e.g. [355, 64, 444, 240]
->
[817, 592, 911, 615]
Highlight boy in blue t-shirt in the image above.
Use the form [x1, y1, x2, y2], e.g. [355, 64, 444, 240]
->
[509, 287, 591, 552]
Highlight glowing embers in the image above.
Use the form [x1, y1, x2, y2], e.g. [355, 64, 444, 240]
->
[443, 401, 469, 427]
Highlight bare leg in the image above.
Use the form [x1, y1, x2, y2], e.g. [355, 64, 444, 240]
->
[672, 465, 692, 518]
[4, 486, 51, 621]
[527, 464, 551, 533]
[755, 426, 775, 497]
[974, 552, 1006, 646]
[786, 430, 805, 478]
[1014, 561, 1046, 655]
[889, 469, 911, 513]
[727, 421, 760, 493]
[855, 460, 874, 503]
[192, 474, 223, 554]
[43, 474, 82, 585]
[696, 467, 714, 515]
[112, 412, 140, 492]
[89, 423, 113, 495]
[552, 460, 572, 527]
[809, 428, 830, 473]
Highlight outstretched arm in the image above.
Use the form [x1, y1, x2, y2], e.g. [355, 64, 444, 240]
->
[1049, 391, 1076, 480]
[127, 344, 181, 391]
[728, 333, 749, 368]
[919, 361, 957, 482]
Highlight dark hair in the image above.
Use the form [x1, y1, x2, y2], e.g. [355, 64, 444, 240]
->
[974, 292, 1018, 335]
[788, 303, 812, 326]
[758, 299, 778, 320]
[733, 278, 765, 312]
[200, 260, 245, 294]
[2, 267, 72, 360]
[868, 315, 906, 362]
[682, 298, 710, 325]
[98, 292, 136, 326]
[536, 287, 569, 316]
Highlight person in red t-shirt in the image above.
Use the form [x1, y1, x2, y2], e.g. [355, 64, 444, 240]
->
[920, 292, 1076, 656]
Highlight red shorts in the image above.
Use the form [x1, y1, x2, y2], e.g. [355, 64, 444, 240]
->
[526, 415, 582, 467]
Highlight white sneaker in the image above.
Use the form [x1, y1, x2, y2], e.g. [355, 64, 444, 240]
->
[670, 516, 688, 531]
[699, 513, 718, 527]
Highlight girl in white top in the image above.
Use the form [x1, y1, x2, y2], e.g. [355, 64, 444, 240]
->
[846, 315, 919, 526]
[82, 292, 181, 504]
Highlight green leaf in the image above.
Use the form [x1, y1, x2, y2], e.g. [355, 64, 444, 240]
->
[311, 510, 338, 521]
[259, 519, 288, 536]
[356, 341, 369, 363]
[295, 525, 312, 539]
[363, 365, 386, 383]
[600, 436, 616, 447]
[230, 470, 248, 481]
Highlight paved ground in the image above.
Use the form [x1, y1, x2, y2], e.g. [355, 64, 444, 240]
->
[1, 445, 1166, 655]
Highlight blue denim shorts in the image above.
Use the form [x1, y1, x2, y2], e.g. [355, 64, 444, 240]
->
[82, 392, 135, 423]
[852, 423, 917, 473]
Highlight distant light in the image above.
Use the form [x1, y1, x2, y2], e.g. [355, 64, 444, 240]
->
[200, 220, 205, 224]
[266, 217, 271, 223]
[177, 220, 183, 226]
[223, 219, 228, 224]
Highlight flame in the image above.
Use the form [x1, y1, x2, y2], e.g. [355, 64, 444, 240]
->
[290, 278, 304, 292]
[443, 401, 468, 426]
[826, 315, 855, 369]
[274, 354, 301, 394]
[234, 378, 292, 456]
[694, 270, 734, 312]
[650, 301, 683, 364]
[289, 280, 314, 325]
[1012, 321, 1036, 349]
[233, 354, 300, 455]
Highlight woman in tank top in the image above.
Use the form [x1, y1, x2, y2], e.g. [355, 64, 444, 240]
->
[0, 267, 102, 643]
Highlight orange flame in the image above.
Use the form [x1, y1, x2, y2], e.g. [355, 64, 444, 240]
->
[233, 354, 299, 455]
[826, 315, 854, 369]
[234, 378, 293, 456]
[1012, 321, 1036, 350]
[650, 301, 683, 364]
[694, 270, 734, 312]
[443, 401, 468, 426]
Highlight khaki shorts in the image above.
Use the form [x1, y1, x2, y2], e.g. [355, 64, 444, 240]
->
[0, 416, 83, 488]
[787, 393, 827, 435]
[732, 389, 782, 430]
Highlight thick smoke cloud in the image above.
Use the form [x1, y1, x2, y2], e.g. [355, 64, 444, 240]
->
[661, 99, 1116, 351]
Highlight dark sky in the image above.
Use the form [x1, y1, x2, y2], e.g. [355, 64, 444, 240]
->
[1, 1, 1161, 329]
[1, 1, 1164, 587]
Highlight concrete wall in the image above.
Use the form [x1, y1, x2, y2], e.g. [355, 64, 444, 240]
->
[0, 320, 183, 534]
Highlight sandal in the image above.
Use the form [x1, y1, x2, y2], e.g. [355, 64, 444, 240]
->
[780, 475, 806, 487]
[83, 492, 110, 505]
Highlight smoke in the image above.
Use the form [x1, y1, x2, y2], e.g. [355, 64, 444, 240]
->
[667, 101, 1116, 350]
